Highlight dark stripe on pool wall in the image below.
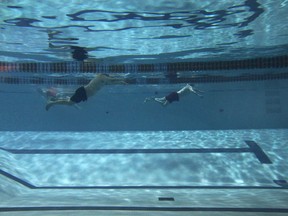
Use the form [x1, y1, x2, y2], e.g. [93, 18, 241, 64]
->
[1, 72, 288, 85]
[0, 55, 288, 73]
[245, 140, 272, 164]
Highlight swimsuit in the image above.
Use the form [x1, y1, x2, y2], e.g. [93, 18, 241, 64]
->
[165, 92, 179, 103]
[70, 86, 87, 103]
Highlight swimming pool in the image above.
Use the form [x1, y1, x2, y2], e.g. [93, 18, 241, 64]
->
[0, 0, 288, 215]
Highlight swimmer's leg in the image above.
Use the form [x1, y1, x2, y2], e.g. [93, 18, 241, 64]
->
[73, 103, 82, 110]
[187, 84, 204, 97]
[177, 84, 193, 96]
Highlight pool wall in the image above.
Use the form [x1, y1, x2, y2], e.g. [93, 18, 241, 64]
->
[0, 79, 287, 131]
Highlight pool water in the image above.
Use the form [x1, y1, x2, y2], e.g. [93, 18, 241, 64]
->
[1, 0, 288, 62]
[0, 0, 288, 215]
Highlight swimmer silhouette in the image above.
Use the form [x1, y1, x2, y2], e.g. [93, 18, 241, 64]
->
[71, 46, 88, 61]
[144, 84, 203, 106]
[47, 30, 89, 61]
[46, 74, 127, 111]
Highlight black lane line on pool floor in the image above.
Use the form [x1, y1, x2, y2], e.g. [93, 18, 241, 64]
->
[245, 140, 272, 164]
[0, 147, 251, 154]
[0, 169, 35, 189]
[1, 206, 288, 213]
[0, 140, 273, 164]
[0, 141, 275, 189]
[274, 180, 288, 188]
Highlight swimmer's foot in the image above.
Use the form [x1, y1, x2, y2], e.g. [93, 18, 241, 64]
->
[45, 101, 53, 111]
[188, 84, 204, 97]
[186, 84, 193, 91]
[144, 97, 152, 103]
[193, 90, 203, 97]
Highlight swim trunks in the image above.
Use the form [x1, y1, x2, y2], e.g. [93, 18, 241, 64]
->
[165, 92, 179, 103]
[70, 86, 87, 103]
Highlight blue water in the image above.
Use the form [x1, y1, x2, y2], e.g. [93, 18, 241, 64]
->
[0, 0, 288, 63]
[0, 0, 288, 215]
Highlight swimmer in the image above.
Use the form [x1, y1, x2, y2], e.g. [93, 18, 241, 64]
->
[45, 74, 127, 111]
[144, 84, 203, 106]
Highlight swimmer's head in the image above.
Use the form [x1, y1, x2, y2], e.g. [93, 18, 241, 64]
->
[71, 46, 88, 61]
[46, 88, 57, 97]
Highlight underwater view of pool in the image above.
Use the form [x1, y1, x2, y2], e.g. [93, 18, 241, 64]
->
[0, 0, 288, 215]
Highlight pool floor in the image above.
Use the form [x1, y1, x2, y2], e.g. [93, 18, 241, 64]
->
[0, 129, 287, 215]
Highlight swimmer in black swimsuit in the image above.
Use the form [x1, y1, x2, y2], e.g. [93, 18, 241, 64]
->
[144, 84, 203, 106]
[45, 74, 127, 111]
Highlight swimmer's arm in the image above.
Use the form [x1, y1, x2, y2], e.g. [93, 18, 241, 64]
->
[144, 97, 168, 106]
[105, 76, 127, 85]
[46, 98, 74, 111]
[155, 98, 169, 106]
